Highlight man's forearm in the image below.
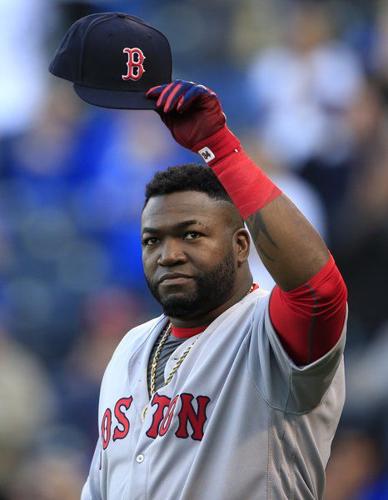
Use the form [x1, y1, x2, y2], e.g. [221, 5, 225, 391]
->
[246, 194, 329, 290]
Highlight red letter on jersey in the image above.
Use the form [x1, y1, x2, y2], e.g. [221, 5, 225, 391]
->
[159, 395, 179, 437]
[146, 393, 171, 439]
[113, 396, 133, 441]
[122, 48, 146, 81]
[176, 393, 210, 441]
[101, 408, 112, 450]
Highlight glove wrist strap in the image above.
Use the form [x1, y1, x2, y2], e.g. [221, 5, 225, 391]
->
[193, 126, 241, 166]
[194, 127, 281, 220]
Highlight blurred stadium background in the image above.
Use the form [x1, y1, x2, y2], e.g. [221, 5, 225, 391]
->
[1, 0, 388, 498]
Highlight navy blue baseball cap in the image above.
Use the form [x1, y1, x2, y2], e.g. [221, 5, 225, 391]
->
[49, 12, 172, 110]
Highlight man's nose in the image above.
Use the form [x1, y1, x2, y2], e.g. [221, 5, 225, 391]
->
[157, 239, 187, 266]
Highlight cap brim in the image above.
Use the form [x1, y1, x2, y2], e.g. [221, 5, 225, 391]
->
[74, 84, 156, 110]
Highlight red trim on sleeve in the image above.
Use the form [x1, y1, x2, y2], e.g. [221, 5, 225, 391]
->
[269, 255, 347, 365]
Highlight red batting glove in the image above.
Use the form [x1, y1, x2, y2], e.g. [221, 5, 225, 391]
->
[146, 80, 241, 165]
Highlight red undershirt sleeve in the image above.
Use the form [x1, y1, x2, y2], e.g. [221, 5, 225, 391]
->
[269, 255, 347, 366]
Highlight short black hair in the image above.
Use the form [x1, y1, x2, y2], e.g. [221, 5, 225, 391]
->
[144, 164, 233, 207]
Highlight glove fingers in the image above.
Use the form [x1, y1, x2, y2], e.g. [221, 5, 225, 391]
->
[162, 81, 185, 113]
[157, 80, 194, 113]
[177, 84, 213, 113]
[146, 84, 167, 99]
[155, 82, 174, 108]
[155, 81, 185, 110]
[146, 81, 191, 113]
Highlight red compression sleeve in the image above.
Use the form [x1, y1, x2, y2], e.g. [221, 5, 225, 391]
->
[194, 126, 281, 219]
[269, 255, 347, 365]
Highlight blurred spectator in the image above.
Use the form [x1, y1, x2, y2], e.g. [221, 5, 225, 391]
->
[247, 3, 365, 225]
[334, 79, 388, 334]
[325, 427, 383, 500]
[0, 329, 54, 492]
[6, 448, 85, 500]
[372, 0, 388, 99]
[345, 322, 388, 428]
[0, 0, 55, 136]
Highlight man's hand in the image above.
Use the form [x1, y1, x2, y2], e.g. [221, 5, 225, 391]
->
[146, 80, 226, 150]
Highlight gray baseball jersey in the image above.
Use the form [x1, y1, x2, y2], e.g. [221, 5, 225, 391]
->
[81, 288, 346, 500]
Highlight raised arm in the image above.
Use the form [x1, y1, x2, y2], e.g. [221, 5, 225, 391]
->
[147, 80, 328, 287]
[246, 195, 329, 289]
[147, 81, 347, 364]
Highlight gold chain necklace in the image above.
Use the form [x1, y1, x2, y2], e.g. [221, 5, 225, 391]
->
[149, 323, 198, 396]
[142, 324, 198, 421]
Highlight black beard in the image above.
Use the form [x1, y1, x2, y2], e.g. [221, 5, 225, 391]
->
[145, 250, 236, 319]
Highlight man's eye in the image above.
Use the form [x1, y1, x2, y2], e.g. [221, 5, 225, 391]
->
[143, 237, 159, 246]
[184, 231, 201, 240]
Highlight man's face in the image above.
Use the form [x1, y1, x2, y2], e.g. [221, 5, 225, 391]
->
[141, 191, 242, 320]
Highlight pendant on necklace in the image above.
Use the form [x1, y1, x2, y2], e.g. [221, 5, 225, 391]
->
[142, 405, 148, 421]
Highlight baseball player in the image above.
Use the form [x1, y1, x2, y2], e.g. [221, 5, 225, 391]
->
[81, 80, 347, 500]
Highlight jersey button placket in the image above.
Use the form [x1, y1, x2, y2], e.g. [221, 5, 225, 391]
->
[136, 453, 144, 464]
